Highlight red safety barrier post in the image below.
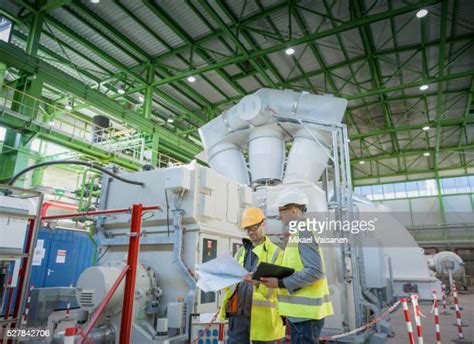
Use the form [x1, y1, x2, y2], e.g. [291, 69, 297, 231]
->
[432, 291, 441, 344]
[451, 284, 472, 343]
[119, 204, 144, 344]
[410, 295, 424, 344]
[22, 284, 35, 325]
[401, 298, 416, 344]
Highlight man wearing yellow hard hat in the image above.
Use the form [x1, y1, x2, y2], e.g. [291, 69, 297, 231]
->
[218, 207, 285, 343]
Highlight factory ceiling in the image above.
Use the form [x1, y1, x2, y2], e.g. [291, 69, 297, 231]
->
[0, 0, 473, 184]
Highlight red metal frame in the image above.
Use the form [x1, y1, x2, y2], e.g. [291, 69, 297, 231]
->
[119, 204, 143, 344]
[42, 206, 159, 221]
[11, 219, 36, 323]
[40, 201, 78, 218]
[39, 204, 156, 344]
[3, 276, 13, 320]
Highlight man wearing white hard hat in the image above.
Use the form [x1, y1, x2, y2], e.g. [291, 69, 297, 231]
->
[259, 188, 333, 343]
[218, 207, 284, 343]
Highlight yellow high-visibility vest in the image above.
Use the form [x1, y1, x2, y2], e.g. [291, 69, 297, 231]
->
[278, 234, 334, 320]
[218, 236, 285, 341]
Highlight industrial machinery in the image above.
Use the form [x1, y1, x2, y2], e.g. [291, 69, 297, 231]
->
[428, 251, 468, 290]
[30, 88, 442, 343]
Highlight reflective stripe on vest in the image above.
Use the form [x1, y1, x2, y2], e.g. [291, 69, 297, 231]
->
[278, 294, 331, 306]
[252, 300, 276, 308]
[278, 233, 333, 319]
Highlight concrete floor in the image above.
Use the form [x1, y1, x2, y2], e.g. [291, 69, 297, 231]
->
[388, 292, 473, 343]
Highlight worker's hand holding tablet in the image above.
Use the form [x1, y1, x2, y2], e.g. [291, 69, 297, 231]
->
[251, 262, 295, 280]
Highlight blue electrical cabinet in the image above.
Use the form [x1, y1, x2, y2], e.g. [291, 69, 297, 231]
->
[29, 227, 96, 288]
[2, 227, 96, 316]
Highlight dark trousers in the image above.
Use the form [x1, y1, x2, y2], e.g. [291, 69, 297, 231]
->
[227, 315, 278, 344]
[288, 319, 325, 344]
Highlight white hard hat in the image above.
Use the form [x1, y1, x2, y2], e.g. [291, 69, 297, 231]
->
[274, 187, 309, 208]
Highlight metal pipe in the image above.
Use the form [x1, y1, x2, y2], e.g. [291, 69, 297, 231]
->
[53, 324, 115, 344]
[42, 205, 160, 220]
[172, 200, 196, 336]
[119, 204, 144, 344]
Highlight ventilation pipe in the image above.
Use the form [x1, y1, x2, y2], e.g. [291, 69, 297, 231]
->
[248, 127, 285, 184]
[284, 128, 332, 183]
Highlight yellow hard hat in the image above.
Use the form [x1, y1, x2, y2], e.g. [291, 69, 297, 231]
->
[240, 207, 265, 229]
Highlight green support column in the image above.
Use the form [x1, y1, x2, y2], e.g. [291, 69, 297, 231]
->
[0, 2, 44, 185]
[0, 62, 6, 88]
[151, 131, 160, 167]
[143, 63, 154, 120]
[435, 175, 446, 225]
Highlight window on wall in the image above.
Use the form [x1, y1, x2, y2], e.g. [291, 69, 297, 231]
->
[371, 184, 384, 200]
[0, 17, 12, 43]
[455, 176, 470, 193]
[405, 181, 419, 198]
[441, 178, 457, 194]
[354, 175, 473, 201]
[394, 182, 407, 198]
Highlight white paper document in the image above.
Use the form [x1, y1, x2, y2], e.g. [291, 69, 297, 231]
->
[196, 253, 248, 292]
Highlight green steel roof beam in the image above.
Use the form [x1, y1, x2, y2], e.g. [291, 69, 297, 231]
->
[142, 0, 247, 97]
[206, 0, 280, 88]
[353, 0, 399, 154]
[351, 144, 474, 164]
[296, 1, 381, 157]
[41, 11, 207, 126]
[181, 1, 254, 98]
[69, 0, 149, 62]
[70, 0, 213, 113]
[434, 0, 449, 172]
[138, 0, 442, 92]
[39, 0, 71, 13]
[0, 41, 201, 157]
[254, 0, 314, 91]
[350, 116, 474, 140]
[45, 16, 145, 84]
[320, 0, 386, 155]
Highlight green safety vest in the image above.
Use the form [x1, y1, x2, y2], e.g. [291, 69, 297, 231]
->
[278, 234, 334, 320]
[218, 236, 285, 341]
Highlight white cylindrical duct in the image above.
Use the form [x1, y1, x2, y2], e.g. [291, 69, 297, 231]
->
[208, 142, 249, 184]
[248, 128, 285, 183]
[198, 89, 348, 151]
[284, 128, 331, 183]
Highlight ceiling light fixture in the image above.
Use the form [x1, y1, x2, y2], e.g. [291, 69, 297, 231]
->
[347, 139, 351, 143]
[167, 118, 174, 123]
[90, 0, 100, 4]
[65, 101, 72, 111]
[422, 126, 430, 131]
[359, 160, 365, 165]
[49, 121, 55, 126]
[187, 76, 196, 83]
[117, 85, 125, 95]
[423, 152, 430, 156]
[419, 84, 429, 91]
[138, 95, 144, 103]
[285, 47, 295, 55]
[416, 9, 428, 18]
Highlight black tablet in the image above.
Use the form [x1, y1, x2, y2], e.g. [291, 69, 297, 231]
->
[252, 262, 295, 280]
